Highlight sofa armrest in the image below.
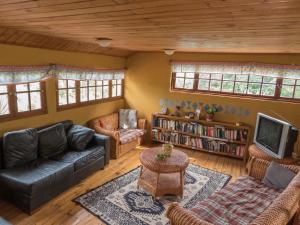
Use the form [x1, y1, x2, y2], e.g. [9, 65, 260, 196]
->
[138, 118, 147, 130]
[94, 125, 119, 140]
[166, 203, 213, 225]
[92, 134, 110, 165]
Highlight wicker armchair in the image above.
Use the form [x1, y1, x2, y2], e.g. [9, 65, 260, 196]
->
[166, 158, 300, 225]
[88, 112, 146, 159]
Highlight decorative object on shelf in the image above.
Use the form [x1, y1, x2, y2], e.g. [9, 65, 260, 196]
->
[162, 143, 173, 156]
[235, 122, 243, 127]
[173, 105, 183, 117]
[204, 105, 218, 121]
[185, 112, 195, 119]
[195, 108, 201, 120]
[159, 106, 168, 115]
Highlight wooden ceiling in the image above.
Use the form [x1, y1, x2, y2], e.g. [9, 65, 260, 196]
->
[0, 0, 300, 56]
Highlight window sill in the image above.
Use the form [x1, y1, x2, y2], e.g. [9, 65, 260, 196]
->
[0, 109, 48, 123]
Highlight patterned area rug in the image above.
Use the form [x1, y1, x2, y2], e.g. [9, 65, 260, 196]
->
[73, 164, 231, 225]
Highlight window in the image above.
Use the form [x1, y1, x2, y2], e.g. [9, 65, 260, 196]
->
[112, 79, 123, 97]
[80, 80, 109, 102]
[171, 62, 300, 102]
[58, 79, 76, 106]
[0, 81, 46, 121]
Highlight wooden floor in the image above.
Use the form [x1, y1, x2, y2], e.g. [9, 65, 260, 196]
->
[0, 146, 246, 225]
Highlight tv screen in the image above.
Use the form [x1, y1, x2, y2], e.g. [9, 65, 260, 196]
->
[256, 116, 283, 154]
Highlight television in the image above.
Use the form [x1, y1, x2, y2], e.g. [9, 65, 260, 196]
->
[254, 113, 298, 159]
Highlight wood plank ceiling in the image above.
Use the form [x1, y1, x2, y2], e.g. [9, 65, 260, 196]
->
[0, 0, 300, 57]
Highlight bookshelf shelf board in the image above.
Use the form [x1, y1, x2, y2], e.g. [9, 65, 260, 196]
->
[152, 126, 248, 145]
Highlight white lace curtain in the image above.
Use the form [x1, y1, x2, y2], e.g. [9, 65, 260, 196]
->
[171, 61, 300, 79]
[0, 65, 125, 84]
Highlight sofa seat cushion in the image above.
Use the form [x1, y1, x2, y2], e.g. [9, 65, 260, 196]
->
[51, 146, 105, 171]
[0, 159, 73, 196]
[191, 176, 282, 225]
[119, 129, 145, 144]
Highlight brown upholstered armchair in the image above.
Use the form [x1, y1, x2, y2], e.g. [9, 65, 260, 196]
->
[88, 112, 146, 159]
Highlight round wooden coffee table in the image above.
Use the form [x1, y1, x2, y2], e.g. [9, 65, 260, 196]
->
[137, 147, 189, 198]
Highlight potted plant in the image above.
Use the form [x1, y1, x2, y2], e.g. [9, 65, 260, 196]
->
[204, 105, 218, 121]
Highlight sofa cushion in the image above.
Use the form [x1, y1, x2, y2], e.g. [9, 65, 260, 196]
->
[119, 129, 145, 144]
[191, 176, 281, 225]
[262, 161, 296, 190]
[0, 159, 73, 196]
[99, 113, 119, 130]
[38, 123, 68, 159]
[67, 125, 95, 151]
[3, 128, 38, 169]
[51, 146, 105, 171]
[119, 109, 137, 129]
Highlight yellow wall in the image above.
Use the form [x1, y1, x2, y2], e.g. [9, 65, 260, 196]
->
[125, 52, 300, 154]
[0, 44, 125, 135]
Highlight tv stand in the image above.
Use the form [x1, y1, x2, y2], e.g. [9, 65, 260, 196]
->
[248, 144, 298, 166]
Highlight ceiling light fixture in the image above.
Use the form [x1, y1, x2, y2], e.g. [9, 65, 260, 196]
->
[164, 49, 175, 55]
[96, 38, 112, 48]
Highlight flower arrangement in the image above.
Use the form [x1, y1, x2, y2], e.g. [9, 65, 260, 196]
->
[204, 105, 218, 121]
[156, 144, 173, 161]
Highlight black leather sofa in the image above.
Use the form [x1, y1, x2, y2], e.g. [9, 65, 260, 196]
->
[0, 120, 110, 214]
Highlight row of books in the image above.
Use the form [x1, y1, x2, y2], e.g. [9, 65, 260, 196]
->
[152, 129, 245, 157]
[154, 118, 248, 142]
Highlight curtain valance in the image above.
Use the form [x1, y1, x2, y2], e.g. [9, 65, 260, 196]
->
[171, 61, 300, 79]
[0, 65, 125, 84]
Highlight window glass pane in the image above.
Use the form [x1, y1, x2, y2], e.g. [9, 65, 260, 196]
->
[117, 79, 122, 85]
[89, 87, 96, 100]
[58, 90, 67, 105]
[176, 72, 184, 78]
[58, 80, 67, 89]
[297, 80, 300, 85]
[80, 88, 88, 102]
[80, 80, 88, 87]
[112, 85, 117, 97]
[96, 80, 102, 86]
[234, 82, 247, 94]
[283, 79, 296, 85]
[112, 80, 117, 85]
[280, 85, 294, 98]
[89, 80, 95, 86]
[198, 79, 209, 90]
[0, 94, 9, 115]
[103, 80, 109, 85]
[0, 85, 7, 93]
[184, 79, 194, 89]
[17, 93, 29, 112]
[294, 86, 300, 99]
[103, 86, 109, 98]
[185, 73, 194, 79]
[68, 80, 76, 88]
[247, 83, 261, 95]
[29, 82, 40, 91]
[236, 75, 248, 82]
[249, 75, 262, 83]
[263, 77, 276, 84]
[222, 81, 234, 92]
[16, 84, 28, 92]
[68, 89, 76, 104]
[211, 74, 222, 80]
[210, 80, 221, 91]
[223, 74, 235, 81]
[117, 85, 122, 96]
[261, 84, 276, 96]
[199, 73, 210, 79]
[96, 87, 103, 99]
[30, 92, 41, 110]
[175, 78, 184, 88]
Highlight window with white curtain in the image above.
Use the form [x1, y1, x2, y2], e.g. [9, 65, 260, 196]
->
[171, 62, 300, 101]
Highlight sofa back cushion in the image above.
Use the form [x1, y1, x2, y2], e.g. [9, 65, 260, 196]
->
[38, 123, 68, 158]
[99, 113, 119, 130]
[119, 109, 137, 129]
[67, 125, 95, 151]
[3, 128, 38, 169]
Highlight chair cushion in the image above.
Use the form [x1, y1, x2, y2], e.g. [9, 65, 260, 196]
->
[38, 123, 68, 159]
[119, 109, 137, 129]
[99, 113, 119, 130]
[51, 146, 105, 171]
[191, 176, 282, 225]
[262, 161, 296, 190]
[3, 128, 38, 169]
[0, 159, 73, 196]
[67, 125, 95, 151]
[119, 129, 145, 144]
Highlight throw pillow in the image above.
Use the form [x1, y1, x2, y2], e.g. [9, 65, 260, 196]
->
[38, 123, 68, 158]
[3, 128, 38, 169]
[262, 161, 296, 189]
[67, 125, 95, 151]
[119, 109, 137, 129]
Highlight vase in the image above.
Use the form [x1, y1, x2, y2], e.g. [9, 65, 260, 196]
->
[206, 114, 214, 122]
[162, 144, 173, 156]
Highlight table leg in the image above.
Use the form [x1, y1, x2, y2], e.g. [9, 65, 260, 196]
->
[179, 170, 184, 198]
[154, 172, 160, 198]
[137, 165, 143, 189]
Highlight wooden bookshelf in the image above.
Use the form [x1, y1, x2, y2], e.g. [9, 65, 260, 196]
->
[151, 114, 252, 161]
